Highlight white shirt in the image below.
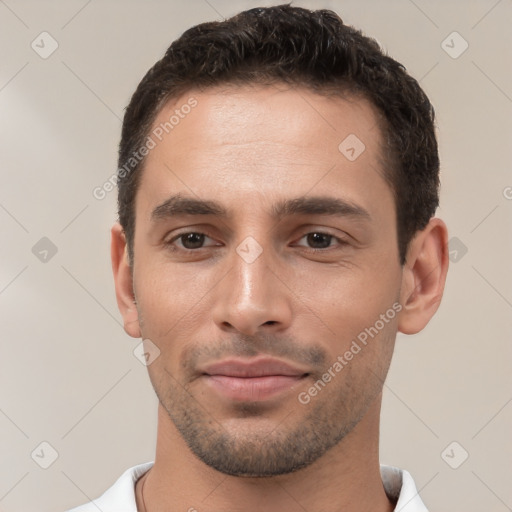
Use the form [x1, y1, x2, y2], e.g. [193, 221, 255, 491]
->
[66, 462, 428, 511]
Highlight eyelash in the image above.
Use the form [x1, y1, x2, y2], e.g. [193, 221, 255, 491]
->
[165, 231, 349, 254]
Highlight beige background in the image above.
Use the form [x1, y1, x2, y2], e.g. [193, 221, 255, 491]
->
[0, 0, 511, 510]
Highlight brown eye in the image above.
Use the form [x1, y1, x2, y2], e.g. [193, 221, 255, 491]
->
[305, 232, 333, 249]
[294, 231, 349, 252]
[166, 231, 219, 252]
[179, 232, 206, 249]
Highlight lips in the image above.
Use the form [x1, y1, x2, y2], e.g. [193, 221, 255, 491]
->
[202, 357, 309, 378]
[200, 357, 309, 402]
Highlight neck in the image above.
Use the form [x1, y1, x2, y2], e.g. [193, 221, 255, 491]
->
[137, 397, 394, 512]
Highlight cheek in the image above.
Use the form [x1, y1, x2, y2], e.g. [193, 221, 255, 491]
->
[290, 258, 401, 349]
[134, 260, 215, 337]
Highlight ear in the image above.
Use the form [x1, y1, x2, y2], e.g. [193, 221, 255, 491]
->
[397, 217, 449, 335]
[111, 223, 141, 338]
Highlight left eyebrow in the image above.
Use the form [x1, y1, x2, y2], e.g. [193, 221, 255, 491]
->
[271, 195, 372, 222]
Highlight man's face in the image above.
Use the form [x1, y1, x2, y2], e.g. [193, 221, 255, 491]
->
[129, 85, 403, 476]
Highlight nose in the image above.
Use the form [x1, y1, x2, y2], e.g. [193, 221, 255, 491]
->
[211, 242, 293, 336]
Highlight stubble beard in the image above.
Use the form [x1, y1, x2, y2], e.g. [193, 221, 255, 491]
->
[152, 365, 384, 477]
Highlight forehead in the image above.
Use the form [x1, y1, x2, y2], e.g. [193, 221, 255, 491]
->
[136, 84, 393, 224]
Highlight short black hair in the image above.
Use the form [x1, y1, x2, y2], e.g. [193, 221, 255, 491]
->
[117, 4, 439, 265]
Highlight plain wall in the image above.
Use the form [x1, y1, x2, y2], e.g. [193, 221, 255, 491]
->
[0, 0, 511, 510]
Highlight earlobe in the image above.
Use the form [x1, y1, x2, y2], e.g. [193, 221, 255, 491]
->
[111, 223, 141, 338]
[397, 217, 449, 335]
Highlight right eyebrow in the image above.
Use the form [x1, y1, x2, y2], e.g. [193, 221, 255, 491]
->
[151, 194, 228, 221]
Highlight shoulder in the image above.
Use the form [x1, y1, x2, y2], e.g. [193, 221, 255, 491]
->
[65, 461, 154, 512]
[380, 464, 429, 512]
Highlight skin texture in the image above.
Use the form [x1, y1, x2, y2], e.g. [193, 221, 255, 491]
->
[111, 84, 449, 512]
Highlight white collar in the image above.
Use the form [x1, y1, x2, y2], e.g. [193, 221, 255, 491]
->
[67, 462, 428, 511]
